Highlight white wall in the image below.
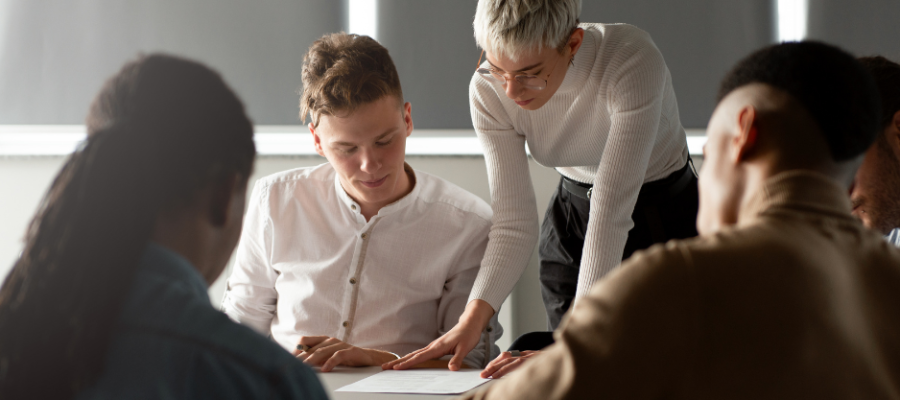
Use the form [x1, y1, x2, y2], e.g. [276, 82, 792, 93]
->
[0, 155, 565, 350]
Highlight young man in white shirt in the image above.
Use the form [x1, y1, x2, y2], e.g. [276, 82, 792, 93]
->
[222, 32, 501, 371]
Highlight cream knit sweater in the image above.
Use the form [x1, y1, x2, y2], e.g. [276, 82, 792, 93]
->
[468, 23, 689, 309]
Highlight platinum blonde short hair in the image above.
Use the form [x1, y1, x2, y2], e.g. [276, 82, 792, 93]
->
[473, 0, 581, 61]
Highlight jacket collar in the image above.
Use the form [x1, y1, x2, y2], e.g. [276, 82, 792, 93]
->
[737, 170, 854, 228]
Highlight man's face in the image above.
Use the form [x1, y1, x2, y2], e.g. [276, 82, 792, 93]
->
[696, 90, 747, 235]
[311, 96, 413, 213]
[850, 128, 900, 234]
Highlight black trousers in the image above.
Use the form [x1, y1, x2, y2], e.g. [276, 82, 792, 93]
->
[539, 161, 699, 330]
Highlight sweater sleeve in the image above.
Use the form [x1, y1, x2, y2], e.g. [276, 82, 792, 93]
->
[576, 35, 668, 297]
[467, 74, 540, 311]
[437, 214, 502, 368]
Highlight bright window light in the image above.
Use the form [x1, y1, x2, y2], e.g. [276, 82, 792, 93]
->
[0, 126, 709, 157]
[348, 0, 377, 40]
[777, 0, 808, 42]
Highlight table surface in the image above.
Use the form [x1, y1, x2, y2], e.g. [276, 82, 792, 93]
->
[317, 366, 492, 400]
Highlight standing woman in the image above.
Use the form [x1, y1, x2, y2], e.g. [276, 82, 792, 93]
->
[387, 0, 697, 372]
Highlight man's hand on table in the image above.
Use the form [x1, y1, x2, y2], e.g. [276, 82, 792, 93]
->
[481, 350, 540, 378]
[293, 336, 399, 372]
[382, 299, 494, 371]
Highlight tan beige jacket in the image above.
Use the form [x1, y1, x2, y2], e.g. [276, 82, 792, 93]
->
[461, 171, 900, 399]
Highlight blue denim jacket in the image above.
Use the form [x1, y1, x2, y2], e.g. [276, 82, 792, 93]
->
[77, 243, 328, 400]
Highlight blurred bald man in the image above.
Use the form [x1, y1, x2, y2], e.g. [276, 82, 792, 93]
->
[458, 41, 900, 400]
[852, 56, 900, 245]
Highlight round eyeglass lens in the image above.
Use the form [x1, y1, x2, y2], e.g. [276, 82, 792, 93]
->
[476, 69, 546, 90]
[518, 76, 546, 90]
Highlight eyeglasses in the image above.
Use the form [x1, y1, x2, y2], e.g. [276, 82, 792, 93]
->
[474, 50, 557, 91]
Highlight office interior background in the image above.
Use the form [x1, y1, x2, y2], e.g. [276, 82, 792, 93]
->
[0, 0, 897, 349]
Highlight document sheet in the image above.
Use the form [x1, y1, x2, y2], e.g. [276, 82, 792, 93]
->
[335, 370, 490, 394]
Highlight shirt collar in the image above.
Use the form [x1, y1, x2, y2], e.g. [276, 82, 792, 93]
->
[737, 170, 854, 228]
[334, 162, 420, 218]
[140, 242, 209, 299]
[556, 26, 596, 94]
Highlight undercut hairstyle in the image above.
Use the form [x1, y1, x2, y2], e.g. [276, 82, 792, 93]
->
[718, 41, 882, 162]
[0, 54, 255, 399]
[858, 56, 900, 130]
[473, 0, 581, 61]
[300, 33, 403, 127]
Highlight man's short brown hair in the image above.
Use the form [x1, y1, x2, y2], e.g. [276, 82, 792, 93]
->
[300, 33, 403, 127]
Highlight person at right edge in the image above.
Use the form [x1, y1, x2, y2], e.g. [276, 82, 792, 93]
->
[851, 56, 900, 246]
[457, 41, 900, 399]
[386, 0, 699, 372]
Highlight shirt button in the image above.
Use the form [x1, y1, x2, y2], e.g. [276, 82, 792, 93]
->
[349, 278, 357, 284]
[351, 204, 357, 211]
[361, 233, 368, 239]
[342, 321, 349, 327]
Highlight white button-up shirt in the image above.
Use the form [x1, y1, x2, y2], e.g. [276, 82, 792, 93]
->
[223, 163, 501, 367]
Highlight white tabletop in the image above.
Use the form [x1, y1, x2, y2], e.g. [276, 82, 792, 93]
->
[317, 366, 492, 399]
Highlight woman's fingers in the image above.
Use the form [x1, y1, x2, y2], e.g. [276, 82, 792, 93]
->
[480, 354, 515, 378]
[480, 350, 540, 378]
[387, 342, 447, 370]
[387, 322, 484, 370]
[490, 357, 525, 378]
[481, 357, 518, 378]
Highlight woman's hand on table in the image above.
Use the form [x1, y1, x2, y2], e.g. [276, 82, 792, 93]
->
[382, 299, 495, 371]
[480, 350, 540, 378]
[293, 336, 398, 372]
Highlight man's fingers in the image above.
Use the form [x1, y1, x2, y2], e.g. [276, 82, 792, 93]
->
[293, 336, 332, 356]
[302, 342, 345, 366]
[298, 335, 330, 347]
[321, 349, 350, 372]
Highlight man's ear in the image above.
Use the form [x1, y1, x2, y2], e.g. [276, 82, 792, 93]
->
[732, 105, 759, 162]
[888, 110, 900, 157]
[403, 102, 413, 137]
[310, 122, 326, 157]
[209, 173, 241, 228]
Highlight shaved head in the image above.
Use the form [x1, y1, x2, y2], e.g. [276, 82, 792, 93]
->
[697, 42, 881, 235]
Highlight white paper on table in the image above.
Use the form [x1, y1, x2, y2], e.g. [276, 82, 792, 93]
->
[335, 370, 490, 394]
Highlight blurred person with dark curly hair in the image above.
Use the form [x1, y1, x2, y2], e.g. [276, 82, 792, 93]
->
[0, 54, 327, 400]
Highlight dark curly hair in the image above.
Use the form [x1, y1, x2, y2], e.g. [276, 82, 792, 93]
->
[0, 54, 255, 399]
[858, 56, 900, 130]
[718, 41, 881, 162]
